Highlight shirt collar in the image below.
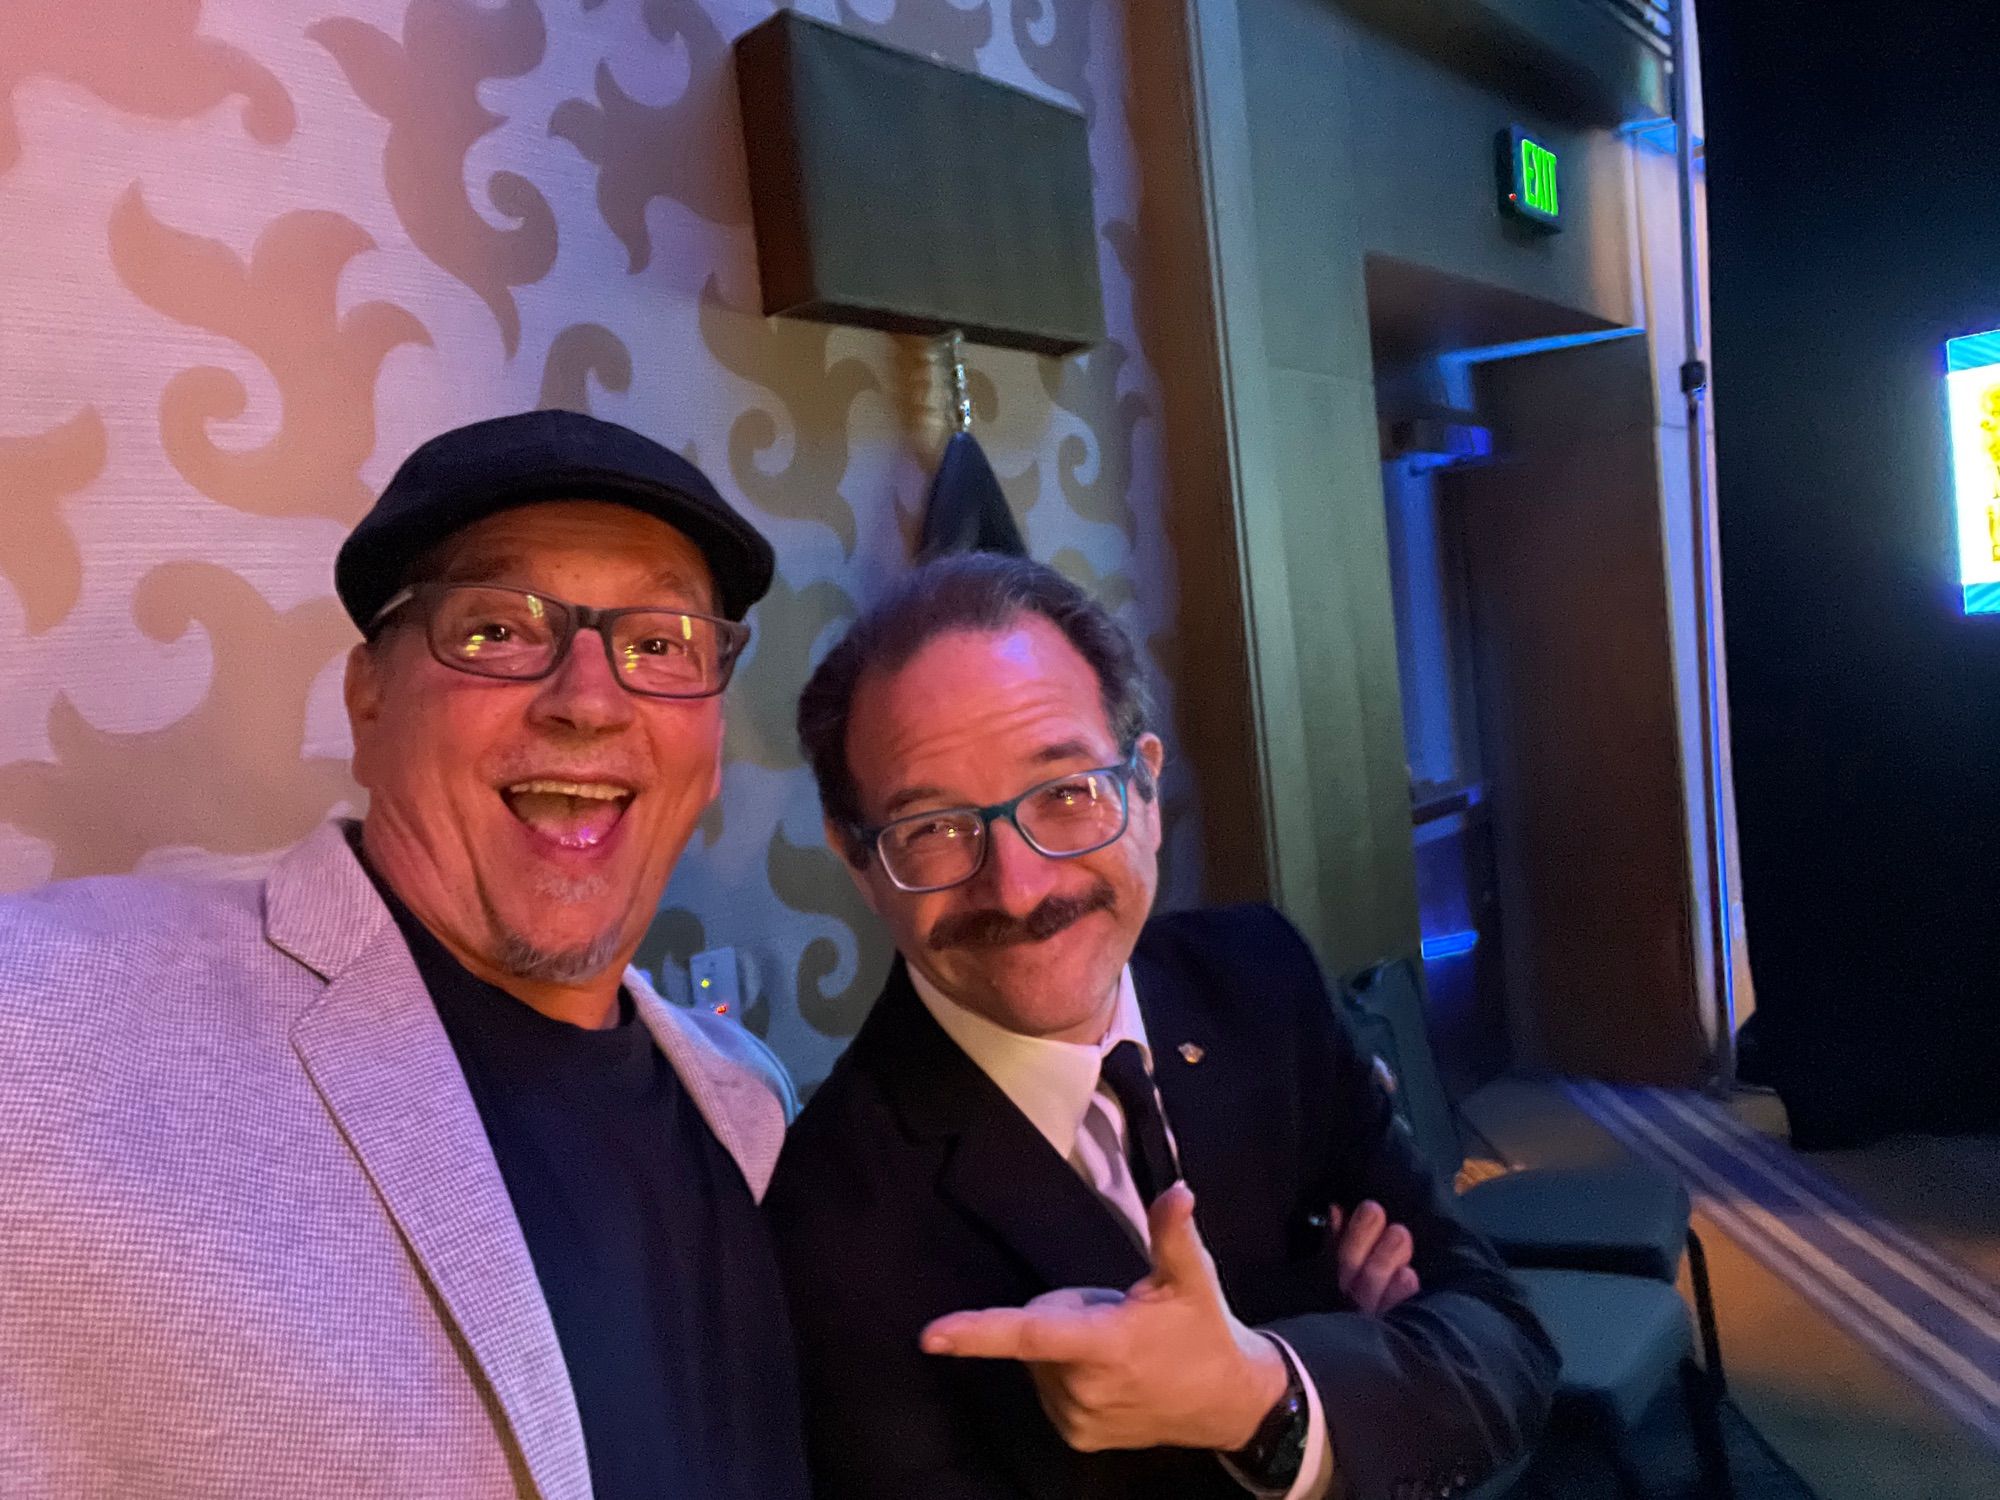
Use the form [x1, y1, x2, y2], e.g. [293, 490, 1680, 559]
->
[910, 962, 1150, 1161]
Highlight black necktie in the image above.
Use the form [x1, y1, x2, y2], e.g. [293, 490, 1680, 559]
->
[1099, 1040, 1180, 1211]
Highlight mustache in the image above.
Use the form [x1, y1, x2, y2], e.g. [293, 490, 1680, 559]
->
[486, 750, 649, 792]
[926, 880, 1117, 952]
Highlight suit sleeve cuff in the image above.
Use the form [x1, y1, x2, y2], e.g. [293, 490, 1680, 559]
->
[1216, 1334, 1338, 1500]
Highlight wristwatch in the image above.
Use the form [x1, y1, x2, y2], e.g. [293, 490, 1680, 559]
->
[1225, 1335, 1309, 1493]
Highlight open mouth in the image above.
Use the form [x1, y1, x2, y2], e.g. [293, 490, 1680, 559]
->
[500, 779, 636, 850]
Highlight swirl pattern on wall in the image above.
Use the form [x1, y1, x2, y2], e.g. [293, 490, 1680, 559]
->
[552, 0, 748, 271]
[111, 188, 434, 523]
[312, 0, 557, 357]
[0, 0, 295, 174]
[0, 412, 104, 636]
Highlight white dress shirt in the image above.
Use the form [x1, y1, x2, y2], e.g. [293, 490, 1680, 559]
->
[911, 965, 1335, 1500]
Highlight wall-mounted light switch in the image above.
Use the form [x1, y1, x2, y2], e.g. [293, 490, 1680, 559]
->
[689, 946, 741, 1020]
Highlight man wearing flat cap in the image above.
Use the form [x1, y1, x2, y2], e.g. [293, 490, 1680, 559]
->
[0, 412, 809, 1500]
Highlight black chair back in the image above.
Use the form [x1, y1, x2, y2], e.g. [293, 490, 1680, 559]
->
[1343, 957, 1465, 1184]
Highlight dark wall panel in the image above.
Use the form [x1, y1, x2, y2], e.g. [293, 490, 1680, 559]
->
[1702, 0, 2000, 1145]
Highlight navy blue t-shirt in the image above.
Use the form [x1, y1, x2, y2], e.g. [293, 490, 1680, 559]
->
[377, 883, 809, 1500]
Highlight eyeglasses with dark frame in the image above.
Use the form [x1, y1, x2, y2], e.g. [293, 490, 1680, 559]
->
[858, 752, 1145, 894]
[367, 582, 750, 700]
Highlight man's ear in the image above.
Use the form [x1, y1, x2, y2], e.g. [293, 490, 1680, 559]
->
[826, 816, 881, 917]
[1136, 732, 1166, 801]
[707, 709, 726, 803]
[344, 643, 383, 787]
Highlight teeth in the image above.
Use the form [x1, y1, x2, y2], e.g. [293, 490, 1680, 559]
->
[504, 780, 632, 801]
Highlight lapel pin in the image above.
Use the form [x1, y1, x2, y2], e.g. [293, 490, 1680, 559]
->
[1178, 1042, 1205, 1065]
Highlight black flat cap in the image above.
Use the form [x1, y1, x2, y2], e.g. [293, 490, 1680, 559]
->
[335, 410, 775, 629]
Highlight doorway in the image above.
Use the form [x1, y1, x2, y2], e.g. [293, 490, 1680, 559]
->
[1370, 258, 1706, 1091]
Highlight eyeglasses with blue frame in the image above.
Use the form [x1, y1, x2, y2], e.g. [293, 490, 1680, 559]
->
[859, 750, 1147, 893]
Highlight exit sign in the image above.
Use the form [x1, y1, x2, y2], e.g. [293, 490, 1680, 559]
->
[1499, 128, 1562, 231]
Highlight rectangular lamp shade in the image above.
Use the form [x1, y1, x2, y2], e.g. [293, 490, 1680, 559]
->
[733, 11, 1104, 356]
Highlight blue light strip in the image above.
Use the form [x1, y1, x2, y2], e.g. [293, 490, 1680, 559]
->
[1419, 930, 1480, 960]
[1442, 326, 1644, 369]
[1435, 327, 1645, 408]
[1619, 117, 1682, 156]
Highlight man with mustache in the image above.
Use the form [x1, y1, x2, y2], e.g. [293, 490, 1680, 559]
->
[0, 412, 808, 1499]
[768, 553, 1556, 1500]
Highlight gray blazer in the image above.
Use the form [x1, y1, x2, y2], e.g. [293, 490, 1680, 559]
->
[0, 820, 788, 1499]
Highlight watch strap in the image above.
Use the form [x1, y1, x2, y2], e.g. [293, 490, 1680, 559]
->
[1223, 1334, 1309, 1493]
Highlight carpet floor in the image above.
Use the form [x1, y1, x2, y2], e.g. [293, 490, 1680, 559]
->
[1463, 1075, 2000, 1499]
[1566, 1082, 2000, 1454]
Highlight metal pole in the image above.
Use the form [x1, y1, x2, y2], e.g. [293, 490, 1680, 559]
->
[947, 330, 973, 435]
[1672, 0, 1738, 1084]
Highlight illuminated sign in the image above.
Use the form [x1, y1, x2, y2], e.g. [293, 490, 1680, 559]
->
[1498, 128, 1561, 231]
[1944, 329, 2000, 615]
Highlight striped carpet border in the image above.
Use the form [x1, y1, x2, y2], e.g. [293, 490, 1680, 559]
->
[1564, 1080, 2000, 1454]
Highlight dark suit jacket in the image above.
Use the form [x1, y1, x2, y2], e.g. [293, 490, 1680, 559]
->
[766, 904, 1558, 1500]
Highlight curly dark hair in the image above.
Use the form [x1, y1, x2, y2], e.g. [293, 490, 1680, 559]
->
[797, 553, 1156, 863]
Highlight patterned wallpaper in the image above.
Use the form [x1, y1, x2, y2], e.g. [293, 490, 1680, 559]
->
[0, 0, 1189, 1090]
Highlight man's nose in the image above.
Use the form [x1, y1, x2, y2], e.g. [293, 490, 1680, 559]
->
[968, 817, 1063, 915]
[526, 629, 638, 734]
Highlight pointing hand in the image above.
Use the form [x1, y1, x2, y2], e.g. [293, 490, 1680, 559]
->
[920, 1183, 1289, 1453]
